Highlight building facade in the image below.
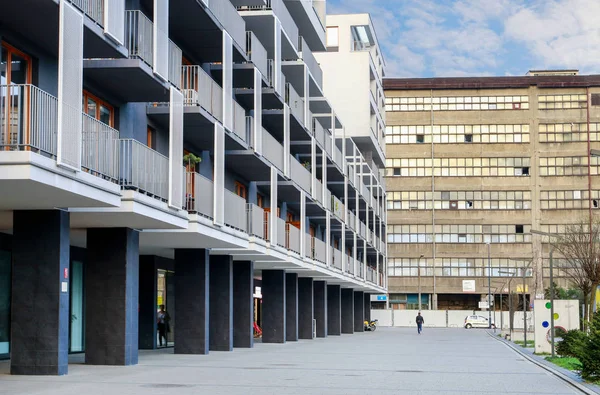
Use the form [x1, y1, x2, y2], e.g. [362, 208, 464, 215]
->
[0, 0, 386, 375]
[384, 71, 600, 311]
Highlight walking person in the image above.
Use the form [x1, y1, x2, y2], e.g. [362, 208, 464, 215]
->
[416, 312, 424, 334]
[157, 304, 170, 347]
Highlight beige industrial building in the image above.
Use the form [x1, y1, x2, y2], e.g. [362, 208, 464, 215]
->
[383, 71, 600, 310]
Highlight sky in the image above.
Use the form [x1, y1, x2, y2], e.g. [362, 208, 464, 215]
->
[326, 0, 600, 78]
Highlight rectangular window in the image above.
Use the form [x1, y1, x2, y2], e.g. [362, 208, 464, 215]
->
[147, 127, 155, 149]
[326, 26, 339, 49]
[416, 134, 424, 143]
[592, 94, 600, 106]
[464, 134, 472, 143]
[83, 90, 114, 127]
[234, 181, 247, 199]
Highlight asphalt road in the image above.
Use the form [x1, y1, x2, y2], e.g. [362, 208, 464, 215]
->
[0, 327, 583, 394]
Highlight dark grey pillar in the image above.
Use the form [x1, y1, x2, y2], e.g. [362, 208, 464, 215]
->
[174, 249, 209, 354]
[262, 270, 286, 343]
[327, 285, 341, 336]
[86, 228, 139, 366]
[233, 261, 254, 348]
[286, 273, 298, 341]
[354, 291, 365, 332]
[11, 210, 70, 375]
[313, 281, 327, 338]
[341, 288, 354, 334]
[364, 293, 371, 322]
[298, 278, 314, 339]
[138, 256, 157, 349]
[209, 255, 233, 351]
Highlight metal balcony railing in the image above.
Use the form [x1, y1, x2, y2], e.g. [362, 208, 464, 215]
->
[286, 223, 300, 254]
[246, 31, 269, 78]
[82, 113, 119, 182]
[209, 0, 246, 51]
[224, 188, 247, 231]
[237, 0, 298, 52]
[313, 117, 325, 147]
[247, 203, 266, 239]
[125, 10, 153, 67]
[314, 179, 323, 205]
[305, 233, 314, 259]
[290, 158, 311, 194]
[276, 217, 286, 248]
[285, 82, 304, 125]
[169, 40, 182, 90]
[314, 237, 326, 263]
[184, 172, 213, 218]
[331, 195, 344, 220]
[298, 37, 322, 87]
[262, 129, 284, 172]
[119, 139, 168, 201]
[69, 0, 104, 25]
[366, 266, 376, 284]
[232, 100, 247, 143]
[332, 247, 342, 270]
[181, 65, 223, 122]
[345, 255, 354, 275]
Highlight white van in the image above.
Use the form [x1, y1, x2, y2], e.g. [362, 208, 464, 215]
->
[464, 315, 495, 329]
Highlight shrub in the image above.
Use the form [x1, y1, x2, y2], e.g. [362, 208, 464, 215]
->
[556, 329, 586, 358]
[579, 312, 600, 380]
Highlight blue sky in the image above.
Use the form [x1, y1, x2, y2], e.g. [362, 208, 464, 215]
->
[326, 0, 600, 78]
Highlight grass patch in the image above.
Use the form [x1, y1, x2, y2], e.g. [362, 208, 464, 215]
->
[514, 340, 535, 347]
[545, 356, 582, 372]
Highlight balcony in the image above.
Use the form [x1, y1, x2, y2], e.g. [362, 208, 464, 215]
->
[262, 128, 284, 172]
[247, 203, 267, 240]
[331, 195, 344, 220]
[286, 223, 301, 254]
[119, 139, 168, 201]
[298, 37, 322, 88]
[331, 247, 342, 271]
[0, 84, 121, 209]
[290, 157, 311, 194]
[207, 0, 247, 52]
[285, 82, 305, 126]
[313, 237, 326, 264]
[181, 64, 223, 122]
[366, 266, 376, 284]
[345, 255, 355, 275]
[184, 172, 214, 219]
[246, 31, 269, 78]
[224, 188, 248, 232]
[276, 217, 286, 248]
[357, 262, 365, 279]
[347, 210, 356, 231]
[282, 0, 326, 51]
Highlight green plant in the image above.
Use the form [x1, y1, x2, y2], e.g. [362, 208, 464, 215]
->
[556, 329, 586, 358]
[183, 152, 202, 168]
[546, 356, 583, 372]
[579, 312, 600, 380]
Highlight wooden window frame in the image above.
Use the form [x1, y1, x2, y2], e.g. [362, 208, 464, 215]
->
[235, 181, 247, 199]
[147, 126, 155, 149]
[2, 41, 32, 148]
[83, 89, 114, 127]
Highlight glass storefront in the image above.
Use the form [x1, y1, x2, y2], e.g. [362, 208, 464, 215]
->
[157, 270, 175, 346]
[69, 260, 85, 352]
[0, 250, 10, 358]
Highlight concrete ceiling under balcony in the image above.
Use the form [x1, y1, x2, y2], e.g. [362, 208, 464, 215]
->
[0, 0, 59, 56]
[226, 151, 273, 182]
[240, 14, 297, 60]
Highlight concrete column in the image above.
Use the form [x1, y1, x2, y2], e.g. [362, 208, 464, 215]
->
[233, 261, 254, 348]
[86, 228, 139, 366]
[364, 293, 371, 322]
[262, 270, 286, 343]
[313, 280, 327, 337]
[138, 256, 157, 349]
[354, 291, 365, 332]
[11, 210, 70, 375]
[341, 288, 354, 334]
[209, 255, 233, 351]
[298, 278, 314, 339]
[327, 285, 341, 336]
[174, 249, 209, 354]
[286, 273, 298, 341]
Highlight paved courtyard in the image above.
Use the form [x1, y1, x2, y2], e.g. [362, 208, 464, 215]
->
[0, 328, 584, 394]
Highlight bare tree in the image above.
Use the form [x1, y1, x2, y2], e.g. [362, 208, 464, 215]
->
[549, 218, 600, 328]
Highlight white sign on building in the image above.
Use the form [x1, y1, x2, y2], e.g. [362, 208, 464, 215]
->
[463, 280, 476, 292]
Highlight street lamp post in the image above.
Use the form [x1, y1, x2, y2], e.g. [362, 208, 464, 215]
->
[418, 254, 424, 311]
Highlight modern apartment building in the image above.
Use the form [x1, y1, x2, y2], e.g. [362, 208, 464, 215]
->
[383, 71, 600, 311]
[0, 0, 386, 375]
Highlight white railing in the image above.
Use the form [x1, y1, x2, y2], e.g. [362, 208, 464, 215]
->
[286, 223, 300, 254]
[125, 10, 153, 67]
[359, 221, 367, 239]
[314, 179, 323, 205]
[276, 217, 286, 247]
[334, 146, 343, 170]
[169, 40, 182, 90]
[291, 158, 311, 194]
[208, 0, 246, 50]
[246, 31, 269, 78]
[381, 239, 386, 253]
[286, 83, 304, 125]
[224, 189, 247, 231]
[298, 37, 322, 88]
[184, 172, 213, 218]
[324, 188, 331, 211]
[247, 203, 265, 239]
[119, 139, 168, 201]
[262, 129, 284, 171]
[346, 255, 354, 275]
[313, 118, 325, 147]
[239, 0, 298, 52]
[181, 65, 223, 122]
[332, 247, 342, 270]
[325, 132, 332, 157]
[304, 233, 313, 259]
[331, 195, 344, 219]
[246, 115, 254, 148]
[69, 0, 104, 25]
[366, 266, 376, 283]
[314, 237, 326, 263]
[348, 165, 355, 185]
[347, 210, 356, 230]
[357, 262, 365, 279]
[82, 113, 119, 182]
[0, 84, 58, 156]
[232, 100, 246, 142]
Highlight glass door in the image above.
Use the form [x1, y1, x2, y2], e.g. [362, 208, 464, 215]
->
[157, 269, 175, 347]
[69, 261, 85, 352]
[1, 42, 31, 149]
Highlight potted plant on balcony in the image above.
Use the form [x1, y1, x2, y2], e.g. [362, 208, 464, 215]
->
[183, 152, 202, 169]
[302, 161, 311, 172]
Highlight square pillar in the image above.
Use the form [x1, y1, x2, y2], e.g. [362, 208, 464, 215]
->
[286, 273, 298, 341]
[138, 256, 157, 349]
[298, 278, 314, 339]
[364, 293, 371, 322]
[209, 255, 233, 351]
[86, 228, 139, 366]
[174, 249, 209, 354]
[262, 270, 286, 343]
[233, 261, 254, 348]
[313, 280, 327, 337]
[354, 291, 365, 332]
[11, 210, 70, 375]
[341, 288, 354, 334]
[327, 284, 341, 336]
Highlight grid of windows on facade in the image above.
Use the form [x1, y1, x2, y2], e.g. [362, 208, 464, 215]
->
[385, 124, 530, 144]
[387, 224, 532, 243]
[388, 294, 429, 310]
[388, 257, 534, 277]
[385, 95, 530, 112]
[542, 258, 571, 277]
[539, 156, 600, 176]
[386, 190, 532, 210]
[385, 157, 531, 177]
[539, 123, 600, 142]
[538, 224, 592, 237]
[538, 94, 587, 109]
[540, 190, 600, 209]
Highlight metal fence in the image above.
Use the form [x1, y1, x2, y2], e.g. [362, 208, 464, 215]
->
[82, 113, 119, 182]
[210, 0, 246, 51]
[247, 203, 265, 239]
[246, 31, 268, 78]
[262, 128, 284, 171]
[224, 188, 247, 231]
[184, 172, 213, 218]
[286, 82, 304, 125]
[119, 138, 168, 201]
[181, 65, 223, 122]
[69, 0, 104, 25]
[286, 223, 300, 254]
[125, 10, 153, 66]
[276, 217, 286, 247]
[291, 158, 311, 194]
[314, 237, 326, 263]
[168, 40, 182, 90]
[232, 100, 246, 142]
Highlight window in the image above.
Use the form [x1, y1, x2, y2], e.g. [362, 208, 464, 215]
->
[516, 225, 523, 234]
[385, 95, 529, 112]
[326, 26, 339, 50]
[449, 200, 458, 209]
[522, 167, 529, 176]
[385, 124, 530, 145]
[592, 94, 600, 106]
[257, 194, 264, 208]
[147, 127, 155, 149]
[466, 201, 473, 209]
[83, 90, 114, 127]
[464, 134, 472, 143]
[286, 212, 294, 222]
[416, 134, 424, 143]
[234, 181, 247, 199]
[393, 168, 401, 176]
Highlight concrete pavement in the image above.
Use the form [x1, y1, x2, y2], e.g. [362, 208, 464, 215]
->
[0, 328, 584, 394]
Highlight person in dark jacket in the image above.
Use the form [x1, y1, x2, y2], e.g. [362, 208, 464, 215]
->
[416, 312, 424, 334]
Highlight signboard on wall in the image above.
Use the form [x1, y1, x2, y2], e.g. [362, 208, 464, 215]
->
[370, 294, 387, 302]
[463, 280, 476, 292]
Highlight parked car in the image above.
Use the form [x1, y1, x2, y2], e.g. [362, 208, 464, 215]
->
[464, 315, 495, 329]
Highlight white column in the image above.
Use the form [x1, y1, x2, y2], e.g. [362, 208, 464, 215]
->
[213, 123, 225, 226]
[300, 191, 306, 257]
[270, 167, 278, 243]
[326, 211, 331, 266]
[168, 87, 184, 209]
[222, 31, 233, 131]
[253, 68, 263, 155]
[153, 0, 169, 81]
[283, 104, 291, 177]
[104, 0, 125, 45]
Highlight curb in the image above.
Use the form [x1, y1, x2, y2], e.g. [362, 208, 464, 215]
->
[487, 332, 600, 395]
